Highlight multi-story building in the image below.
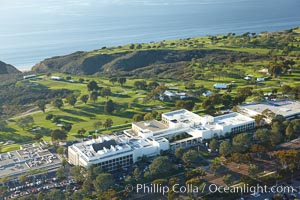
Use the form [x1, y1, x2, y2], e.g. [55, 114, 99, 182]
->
[68, 109, 255, 170]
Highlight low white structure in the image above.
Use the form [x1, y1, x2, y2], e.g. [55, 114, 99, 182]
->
[23, 74, 36, 79]
[203, 91, 213, 97]
[256, 77, 265, 82]
[51, 76, 63, 81]
[68, 109, 255, 170]
[213, 83, 228, 89]
[244, 76, 252, 80]
[160, 90, 189, 101]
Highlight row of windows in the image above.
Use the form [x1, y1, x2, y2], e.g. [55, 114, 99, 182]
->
[101, 155, 132, 164]
[97, 159, 133, 172]
[231, 123, 255, 133]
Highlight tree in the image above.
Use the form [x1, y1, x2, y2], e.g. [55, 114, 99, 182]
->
[274, 150, 300, 171]
[70, 166, 84, 181]
[52, 98, 63, 110]
[262, 109, 276, 119]
[61, 123, 72, 132]
[37, 192, 45, 200]
[253, 129, 270, 143]
[219, 141, 232, 157]
[148, 156, 174, 178]
[62, 158, 67, 167]
[87, 80, 99, 91]
[47, 189, 65, 200]
[232, 133, 251, 153]
[148, 81, 159, 90]
[0, 121, 8, 131]
[109, 77, 118, 85]
[182, 150, 200, 166]
[144, 113, 155, 121]
[250, 144, 267, 157]
[104, 100, 115, 113]
[210, 158, 221, 175]
[133, 168, 141, 181]
[17, 116, 34, 130]
[124, 175, 134, 184]
[134, 80, 147, 90]
[222, 94, 232, 108]
[0, 185, 8, 198]
[93, 121, 102, 130]
[93, 173, 114, 194]
[269, 64, 283, 78]
[99, 189, 117, 200]
[209, 139, 219, 153]
[103, 118, 113, 129]
[174, 147, 185, 159]
[37, 100, 47, 113]
[18, 175, 28, 184]
[35, 133, 43, 141]
[117, 77, 127, 86]
[223, 174, 234, 186]
[90, 91, 98, 103]
[175, 100, 195, 111]
[133, 114, 144, 122]
[66, 94, 77, 107]
[254, 114, 265, 127]
[45, 114, 54, 120]
[56, 166, 66, 180]
[100, 87, 111, 98]
[80, 94, 89, 104]
[51, 129, 67, 141]
[248, 164, 262, 177]
[169, 177, 180, 186]
[57, 146, 64, 155]
[77, 128, 86, 136]
[82, 177, 93, 195]
[282, 85, 292, 95]
[285, 124, 295, 140]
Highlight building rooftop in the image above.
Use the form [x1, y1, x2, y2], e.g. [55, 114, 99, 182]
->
[214, 112, 254, 126]
[133, 120, 168, 132]
[240, 100, 300, 118]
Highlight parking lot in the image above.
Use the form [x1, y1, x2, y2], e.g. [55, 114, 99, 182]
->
[0, 142, 61, 178]
[3, 170, 80, 199]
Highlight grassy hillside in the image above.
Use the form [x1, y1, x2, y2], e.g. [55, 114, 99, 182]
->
[32, 27, 300, 77]
[1, 27, 300, 152]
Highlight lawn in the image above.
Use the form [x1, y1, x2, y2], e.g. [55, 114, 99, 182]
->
[1, 27, 300, 152]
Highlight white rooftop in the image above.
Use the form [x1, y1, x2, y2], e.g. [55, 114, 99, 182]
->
[214, 112, 254, 126]
[240, 100, 300, 118]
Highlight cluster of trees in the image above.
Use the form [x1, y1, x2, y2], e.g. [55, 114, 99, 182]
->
[85, 80, 113, 102]
[109, 77, 126, 86]
[34, 83, 116, 114]
[175, 100, 195, 111]
[16, 116, 34, 130]
[174, 147, 205, 167]
[268, 58, 295, 78]
[132, 110, 159, 122]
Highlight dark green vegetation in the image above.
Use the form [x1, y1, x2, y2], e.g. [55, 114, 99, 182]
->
[0, 60, 20, 75]
[32, 49, 266, 78]
[1, 27, 300, 152]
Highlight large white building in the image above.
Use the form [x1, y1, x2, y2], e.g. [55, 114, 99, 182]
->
[68, 109, 255, 170]
[239, 100, 300, 120]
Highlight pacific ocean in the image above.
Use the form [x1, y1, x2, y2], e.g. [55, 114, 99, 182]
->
[0, 0, 299, 71]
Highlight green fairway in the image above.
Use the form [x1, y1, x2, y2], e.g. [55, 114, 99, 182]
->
[1, 27, 300, 152]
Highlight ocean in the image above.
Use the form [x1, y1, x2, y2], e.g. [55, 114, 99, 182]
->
[0, 0, 299, 71]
